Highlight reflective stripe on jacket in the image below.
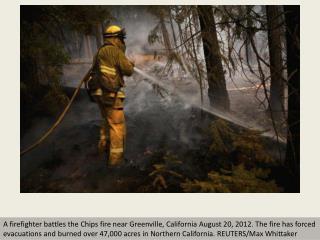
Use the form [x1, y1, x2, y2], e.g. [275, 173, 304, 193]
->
[97, 39, 134, 91]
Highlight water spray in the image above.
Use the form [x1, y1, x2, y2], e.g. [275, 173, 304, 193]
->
[133, 67, 286, 143]
[20, 65, 285, 157]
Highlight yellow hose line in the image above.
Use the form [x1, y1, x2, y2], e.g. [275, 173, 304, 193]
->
[20, 68, 92, 156]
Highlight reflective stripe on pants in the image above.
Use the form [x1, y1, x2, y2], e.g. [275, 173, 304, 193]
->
[97, 98, 126, 166]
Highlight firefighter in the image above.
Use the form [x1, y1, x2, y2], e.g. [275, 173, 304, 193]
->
[86, 25, 134, 167]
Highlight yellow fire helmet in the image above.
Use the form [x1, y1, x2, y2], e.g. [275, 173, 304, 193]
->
[103, 25, 126, 39]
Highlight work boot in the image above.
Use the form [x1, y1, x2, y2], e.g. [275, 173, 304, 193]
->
[107, 163, 122, 170]
[108, 155, 124, 169]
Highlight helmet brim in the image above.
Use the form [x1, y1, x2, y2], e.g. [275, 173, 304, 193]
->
[103, 28, 126, 39]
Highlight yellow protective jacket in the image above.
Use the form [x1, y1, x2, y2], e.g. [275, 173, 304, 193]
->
[89, 38, 134, 96]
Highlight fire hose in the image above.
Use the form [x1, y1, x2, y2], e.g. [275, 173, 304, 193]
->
[21, 66, 285, 157]
[20, 68, 92, 156]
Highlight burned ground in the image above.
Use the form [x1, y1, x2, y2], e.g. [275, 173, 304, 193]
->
[20, 5, 298, 193]
[21, 77, 288, 193]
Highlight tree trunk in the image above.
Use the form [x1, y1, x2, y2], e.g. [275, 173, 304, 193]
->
[160, 14, 172, 56]
[197, 5, 230, 110]
[188, 15, 204, 104]
[169, 13, 178, 47]
[267, 6, 284, 119]
[284, 5, 300, 192]
[94, 22, 103, 49]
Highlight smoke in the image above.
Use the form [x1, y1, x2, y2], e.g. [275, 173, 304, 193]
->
[133, 67, 285, 142]
[20, 6, 285, 190]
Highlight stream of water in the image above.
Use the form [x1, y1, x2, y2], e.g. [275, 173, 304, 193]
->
[134, 67, 286, 143]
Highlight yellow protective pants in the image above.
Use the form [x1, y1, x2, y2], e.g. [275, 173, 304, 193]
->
[97, 96, 126, 167]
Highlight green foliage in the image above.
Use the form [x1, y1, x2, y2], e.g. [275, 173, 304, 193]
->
[208, 119, 274, 165]
[216, 5, 263, 40]
[140, 119, 282, 192]
[208, 119, 234, 155]
[180, 119, 281, 192]
[233, 129, 274, 165]
[21, 6, 112, 132]
[181, 164, 281, 193]
[38, 82, 70, 115]
[146, 6, 173, 47]
[148, 152, 184, 192]
[56, 6, 112, 34]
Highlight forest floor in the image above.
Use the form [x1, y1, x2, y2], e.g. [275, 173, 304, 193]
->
[21, 62, 291, 193]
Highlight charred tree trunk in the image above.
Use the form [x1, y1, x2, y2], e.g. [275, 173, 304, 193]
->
[267, 6, 284, 119]
[284, 5, 300, 192]
[197, 5, 230, 110]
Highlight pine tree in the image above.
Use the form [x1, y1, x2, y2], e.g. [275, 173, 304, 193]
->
[266, 5, 285, 119]
[198, 5, 230, 110]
